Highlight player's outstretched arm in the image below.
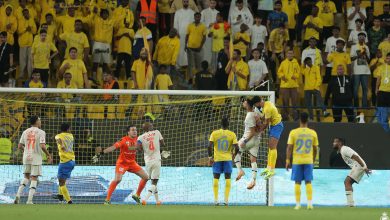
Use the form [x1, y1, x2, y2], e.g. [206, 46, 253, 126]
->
[285, 144, 293, 171]
[351, 154, 372, 176]
[92, 145, 116, 163]
[259, 118, 270, 132]
[208, 141, 214, 166]
[232, 144, 239, 160]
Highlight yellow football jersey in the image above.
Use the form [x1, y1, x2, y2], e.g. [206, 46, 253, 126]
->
[287, 127, 318, 165]
[55, 132, 75, 163]
[209, 129, 238, 162]
[263, 101, 282, 126]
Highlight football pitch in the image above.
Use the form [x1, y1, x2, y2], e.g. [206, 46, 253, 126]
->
[0, 205, 387, 220]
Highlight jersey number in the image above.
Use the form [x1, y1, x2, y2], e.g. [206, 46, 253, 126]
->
[295, 139, 312, 154]
[217, 139, 229, 152]
[149, 141, 155, 151]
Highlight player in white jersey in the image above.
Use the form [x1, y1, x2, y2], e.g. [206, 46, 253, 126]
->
[234, 97, 261, 189]
[137, 122, 167, 205]
[14, 116, 52, 204]
[332, 137, 371, 207]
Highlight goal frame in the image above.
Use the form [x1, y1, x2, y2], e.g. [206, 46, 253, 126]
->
[0, 88, 275, 206]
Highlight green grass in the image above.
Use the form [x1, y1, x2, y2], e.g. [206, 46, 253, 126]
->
[0, 205, 387, 220]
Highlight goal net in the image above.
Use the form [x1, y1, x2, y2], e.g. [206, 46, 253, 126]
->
[0, 88, 275, 205]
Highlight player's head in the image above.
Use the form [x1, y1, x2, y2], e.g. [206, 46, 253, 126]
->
[221, 117, 229, 129]
[60, 122, 70, 132]
[142, 122, 153, 132]
[243, 97, 255, 110]
[299, 112, 309, 125]
[126, 125, 137, 138]
[333, 137, 345, 149]
[30, 115, 41, 128]
[251, 96, 262, 108]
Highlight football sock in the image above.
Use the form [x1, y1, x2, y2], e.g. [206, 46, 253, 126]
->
[268, 149, 277, 169]
[27, 180, 37, 203]
[234, 153, 242, 170]
[136, 179, 147, 197]
[58, 186, 63, 196]
[213, 178, 219, 203]
[106, 181, 118, 201]
[251, 162, 258, 180]
[60, 185, 71, 202]
[295, 183, 301, 205]
[346, 191, 354, 206]
[153, 186, 159, 202]
[224, 179, 231, 204]
[16, 178, 29, 197]
[306, 183, 313, 203]
[144, 184, 156, 202]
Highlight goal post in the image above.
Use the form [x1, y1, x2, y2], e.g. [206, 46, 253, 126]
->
[0, 88, 275, 205]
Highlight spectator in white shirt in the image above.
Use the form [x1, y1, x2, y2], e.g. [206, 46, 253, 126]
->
[350, 32, 370, 107]
[348, 19, 368, 46]
[248, 48, 269, 91]
[251, 15, 268, 50]
[201, 0, 219, 64]
[229, 0, 253, 35]
[301, 37, 323, 67]
[347, 0, 366, 31]
[324, 26, 346, 83]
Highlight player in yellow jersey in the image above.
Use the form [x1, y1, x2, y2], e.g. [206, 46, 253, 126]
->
[254, 96, 283, 179]
[208, 117, 238, 206]
[286, 112, 318, 210]
[53, 123, 75, 204]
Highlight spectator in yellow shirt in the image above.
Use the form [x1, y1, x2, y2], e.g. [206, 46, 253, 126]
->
[58, 47, 90, 89]
[302, 57, 329, 121]
[375, 52, 390, 133]
[17, 8, 36, 80]
[0, 5, 17, 45]
[59, 19, 90, 64]
[16, 0, 37, 22]
[112, 0, 134, 29]
[131, 48, 153, 90]
[281, 0, 299, 46]
[114, 18, 134, 79]
[185, 12, 207, 81]
[278, 49, 300, 121]
[303, 6, 323, 49]
[268, 24, 289, 81]
[31, 30, 58, 85]
[91, 8, 118, 80]
[24, 72, 46, 88]
[316, 0, 337, 48]
[378, 34, 390, 61]
[155, 64, 173, 102]
[370, 50, 385, 106]
[233, 23, 250, 59]
[153, 28, 180, 73]
[56, 72, 79, 102]
[208, 13, 229, 72]
[225, 49, 249, 91]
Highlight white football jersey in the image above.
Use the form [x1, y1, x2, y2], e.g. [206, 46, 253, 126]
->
[243, 112, 260, 139]
[340, 146, 366, 169]
[19, 127, 46, 165]
[137, 130, 163, 163]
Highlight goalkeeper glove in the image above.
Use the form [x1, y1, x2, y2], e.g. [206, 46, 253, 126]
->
[92, 152, 103, 163]
[161, 151, 171, 159]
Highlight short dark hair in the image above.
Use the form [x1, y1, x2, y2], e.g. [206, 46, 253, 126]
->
[69, 47, 77, 52]
[75, 19, 82, 24]
[304, 57, 312, 63]
[252, 48, 260, 53]
[335, 137, 345, 145]
[355, 18, 363, 24]
[139, 16, 146, 20]
[357, 32, 366, 38]
[100, 9, 109, 16]
[236, 0, 243, 4]
[332, 26, 340, 31]
[126, 125, 136, 132]
[336, 39, 345, 45]
[45, 13, 53, 18]
[373, 16, 381, 21]
[61, 123, 70, 132]
[275, 1, 282, 5]
[0, 31, 7, 37]
[194, 12, 201, 16]
[221, 117, 229, 128]
[159, 64, 167, 70]
[300, 112, 309, 124]
[251, 96, 261, 104]
[223, 36, 230, 41]
[22, 8, 29, 13]
[201, 60, 208, 70]
[40, 29, 47, 34]
[234, 49, 241, 56]
[29, 115, 39, 125]
[387, 52, 390, 57]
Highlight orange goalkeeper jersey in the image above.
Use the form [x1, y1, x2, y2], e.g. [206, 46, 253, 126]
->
[114, 136, 138, 165]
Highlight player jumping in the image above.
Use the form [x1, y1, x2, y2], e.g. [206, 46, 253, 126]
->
[137, 122, 169, 205]
[208, 117, 238, 206]
[254, 96, 284, 179]
[92, 125, 149, 204]
[15, 116, 52, 204]
[332, 137, 372, 207]
[235, 97, 261, 189]
[53, 122, 75, 204]
[286, 112, 318, 210]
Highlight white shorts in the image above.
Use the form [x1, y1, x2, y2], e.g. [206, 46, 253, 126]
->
[348, 166, 365, 183]
[93, 42, 111, 64]
[23, 164, 42, 176]
[238, 137, 260, 157]
[146, 160, 161, 180]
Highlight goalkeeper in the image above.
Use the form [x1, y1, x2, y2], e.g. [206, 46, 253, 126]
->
[92, 125, 148, 204]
